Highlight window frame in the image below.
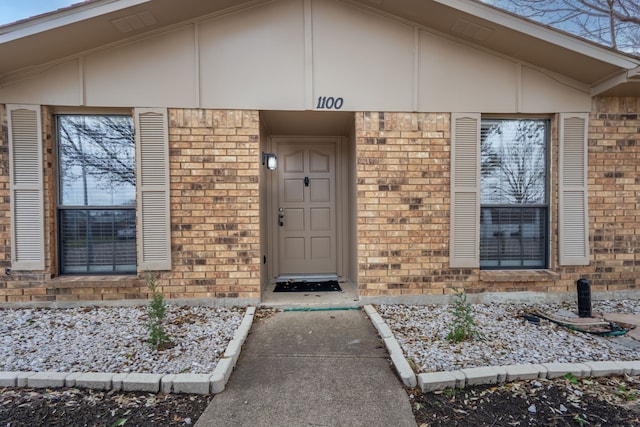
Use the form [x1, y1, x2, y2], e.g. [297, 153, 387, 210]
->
[54, 113, 137, 275]
[479, 117, 551, 270]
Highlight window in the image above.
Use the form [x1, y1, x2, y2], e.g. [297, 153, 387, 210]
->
[56, 115, 136, 274]
[479, 119, 548, 269]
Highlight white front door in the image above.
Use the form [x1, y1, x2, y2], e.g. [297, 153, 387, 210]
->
[276, 141, 337, 275]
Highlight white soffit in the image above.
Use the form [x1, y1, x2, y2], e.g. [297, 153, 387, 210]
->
[430, 0, 639, 69]
[348, 0, 640, 86]
[262, 111, 354, 136]
[0, 0, 151, 43]
[592, 66, 640, 96]
[0, 0, 260, 77]
[110, 11, 157, 33]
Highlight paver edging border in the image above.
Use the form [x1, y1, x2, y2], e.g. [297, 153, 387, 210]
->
[0, 306, 256, 395]
[362, 305, 640, 393]
[363, 304, 417, 388]
[418, 360, 640, 392]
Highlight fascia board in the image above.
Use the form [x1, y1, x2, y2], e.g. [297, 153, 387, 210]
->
[0, 0, 151, 44]
[431, 0, 640, 70]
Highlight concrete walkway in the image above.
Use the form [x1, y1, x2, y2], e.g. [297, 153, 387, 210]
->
[195, 309, 416, 427]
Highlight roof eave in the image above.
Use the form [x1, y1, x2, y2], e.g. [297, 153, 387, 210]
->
[0, 0, 150, 44]
[432, 0, 640, 70]
[591, 66, 640, 96]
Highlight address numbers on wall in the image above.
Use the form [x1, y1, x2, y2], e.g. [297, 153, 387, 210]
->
[316, 96, 344, 110]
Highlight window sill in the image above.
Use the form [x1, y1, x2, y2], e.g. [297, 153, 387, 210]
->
[51, 275, 138, 287]
[480, 270, 559, 283]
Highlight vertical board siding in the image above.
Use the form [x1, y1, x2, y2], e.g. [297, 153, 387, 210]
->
[450, 113, 480, 268]
[559, 113, 589, 265]
[135, 108, 171, 270]
[7, 105, 44, 270]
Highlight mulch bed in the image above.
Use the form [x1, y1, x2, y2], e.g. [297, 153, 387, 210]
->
[0, 387, 211, 427]
[2, 375, 640, 426]
[412, 375, 640, 426]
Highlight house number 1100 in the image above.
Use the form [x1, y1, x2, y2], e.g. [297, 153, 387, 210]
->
[316, 96, 344, 110]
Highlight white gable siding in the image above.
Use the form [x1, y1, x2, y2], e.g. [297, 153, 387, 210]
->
[418, 32, 518, 112]
[312, 0, 415, 112]
[199, 0, 306, 109]
[521, 67, 591, 112]
[0, 0, 592, 113]
[0, 60, 81, 105]
[84, 26, 196, 107]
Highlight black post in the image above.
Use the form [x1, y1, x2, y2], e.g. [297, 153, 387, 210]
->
[576, 278, 592, 318]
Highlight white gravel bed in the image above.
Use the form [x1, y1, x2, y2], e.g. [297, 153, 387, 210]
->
[4, 300, 639, 377]
[0, 305, 243, 375]
[377, 300, 640, 374]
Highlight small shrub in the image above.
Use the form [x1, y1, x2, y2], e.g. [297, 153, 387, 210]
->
[146, 272, 171, 350]
[446, 287, 484, 343]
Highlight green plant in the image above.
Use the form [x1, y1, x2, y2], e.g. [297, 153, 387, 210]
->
[564, 373, 578, 384]
[616, 385, 638, 401]
[442, 388, 457, 399]
[146, 272, 171, 350]
[446, 287, 484, 343]
[573, 414, 587, 426]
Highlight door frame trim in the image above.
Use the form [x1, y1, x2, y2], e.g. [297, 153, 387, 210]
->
[267, 136, 347, 281]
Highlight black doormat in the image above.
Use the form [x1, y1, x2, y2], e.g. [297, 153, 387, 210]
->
[274, 280, 341, 292]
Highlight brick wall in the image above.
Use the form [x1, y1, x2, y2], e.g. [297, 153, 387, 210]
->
[353, 110, 635, 298]
[42, 107, 57, 278]
[0, 108, 261, 303]
[165, 109, 261, 300]
[1, 101, 638, 304]
[355, 112, 463, 297]
[589, 97, 640, 293]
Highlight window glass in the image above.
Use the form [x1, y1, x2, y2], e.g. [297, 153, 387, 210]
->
[57, 115, 136, 274]
[58, 115, 135, 207]
[59, 209, 137, 273]
[480, 119, 548, 269]
[481, 120, 547, 205]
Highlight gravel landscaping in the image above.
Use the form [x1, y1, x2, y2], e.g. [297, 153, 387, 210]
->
[0, 305, 243, 375]
[2, 301, 640, 426]
[2, 300, 639, 378]
[377, 299, 640, 374]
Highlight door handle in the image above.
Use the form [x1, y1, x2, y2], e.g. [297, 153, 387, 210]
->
[278, 208, 284, 226]
[304, 177, 310, 187]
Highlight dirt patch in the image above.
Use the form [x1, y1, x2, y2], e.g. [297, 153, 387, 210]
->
[411, 375, 640, 426]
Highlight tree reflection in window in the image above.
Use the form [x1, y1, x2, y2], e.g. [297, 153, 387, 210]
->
[58, 115, 135, 207]
[57, 115, 136, 274]
[481, 120, 546, 205]
[480, 119, 548, 269]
